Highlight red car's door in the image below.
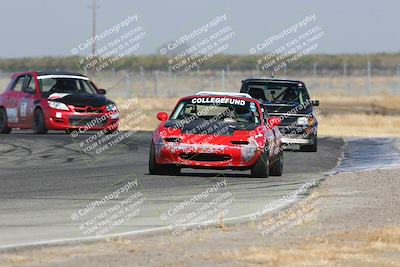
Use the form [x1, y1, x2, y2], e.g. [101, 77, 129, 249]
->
[17, 75, 37, 127]
[3, 75, 25, 125]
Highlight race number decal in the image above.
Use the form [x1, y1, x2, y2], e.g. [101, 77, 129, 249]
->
[20, 102, 27, 117]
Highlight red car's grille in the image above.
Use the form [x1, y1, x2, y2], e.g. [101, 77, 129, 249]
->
[180, 153, 231, 162]
[73, 106, 104, 113]
[69, 116, 107, 127]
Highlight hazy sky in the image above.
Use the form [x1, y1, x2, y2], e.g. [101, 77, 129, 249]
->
[0, 0, 398, 57]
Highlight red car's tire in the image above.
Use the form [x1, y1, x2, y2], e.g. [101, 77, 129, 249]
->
[33, 108, 48, 134]
[251, 151, 270, 178]
[165, 165, 181, 175]
[0, 108, 12, 134]
[149, 141, 166, 175]
[270, 150, 283, 176]
[149, 141, 180, 175]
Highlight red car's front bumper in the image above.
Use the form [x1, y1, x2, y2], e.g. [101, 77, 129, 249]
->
[154, 140, 262, 169]
[45, 108, 119, 131]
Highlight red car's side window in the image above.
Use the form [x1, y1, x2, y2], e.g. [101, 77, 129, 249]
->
[10, 76, 25, 92]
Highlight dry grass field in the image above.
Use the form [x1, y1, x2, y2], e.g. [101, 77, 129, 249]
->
[217, 226, 400, 267]
[2, 226, 398, 267]
[316, 94, 400, 137]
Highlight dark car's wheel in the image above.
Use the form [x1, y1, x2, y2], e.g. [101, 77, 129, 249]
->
[0, 108, 12, 134]
[270, 150, 283, 176]
[251, 150, 270, 178]
[300, 138, 318, 152]
[33, 108, 48, 134]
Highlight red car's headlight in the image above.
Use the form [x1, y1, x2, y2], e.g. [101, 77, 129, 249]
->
[48, 101, 69, 111]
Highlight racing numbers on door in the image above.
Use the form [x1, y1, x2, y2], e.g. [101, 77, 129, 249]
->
[19, 101, 27, 117]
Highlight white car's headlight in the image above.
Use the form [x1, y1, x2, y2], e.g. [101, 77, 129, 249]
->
[48, 101, 69, 111]
[297, 117, 309, 126]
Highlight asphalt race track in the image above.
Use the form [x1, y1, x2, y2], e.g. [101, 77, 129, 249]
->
[0, 131, 344, 249]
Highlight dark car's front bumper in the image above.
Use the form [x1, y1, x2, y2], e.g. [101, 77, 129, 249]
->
[278, 125, 318, 146]
[281, 134, 317, 145]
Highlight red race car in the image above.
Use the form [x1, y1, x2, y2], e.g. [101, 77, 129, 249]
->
[0, 71, 119, 134]
[149, 92, 283, 177]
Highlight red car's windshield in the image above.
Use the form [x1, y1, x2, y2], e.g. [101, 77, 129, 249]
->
[171, 97, 261, 125]
[38, 77, 98, 97]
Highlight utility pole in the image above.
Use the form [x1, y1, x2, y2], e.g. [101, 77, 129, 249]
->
[88, 0, 99, 75]
[313, 62, 317, 78]
[126, 73, 131, 98]
[154, 71, 159, 95]
[343, 62, 349, 91]
[367, 61, 372, 95]
[90, 0, 99, 56]
[221, 69, 225, 91]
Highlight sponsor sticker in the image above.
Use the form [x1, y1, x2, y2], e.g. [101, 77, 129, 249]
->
[19, 102, 27, 117]
[48, 93, 71, 100]
[191, 97, 246, 106]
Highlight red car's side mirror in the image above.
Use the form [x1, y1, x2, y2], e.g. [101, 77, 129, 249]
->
[268, 117, 281, 128]
[157, 112, 169, 122]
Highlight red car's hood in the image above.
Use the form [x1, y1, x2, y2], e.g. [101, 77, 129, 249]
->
[158, 125, 264, 147]
[163, 119, 259, 136]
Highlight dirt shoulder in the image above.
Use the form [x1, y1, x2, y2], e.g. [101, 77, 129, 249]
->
[1, 168, 400, 267]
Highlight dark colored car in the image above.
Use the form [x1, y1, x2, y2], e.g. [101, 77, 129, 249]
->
[149, 91, 283, 177]
[240, 78, 319, 152]
[0, 71, 119, 134]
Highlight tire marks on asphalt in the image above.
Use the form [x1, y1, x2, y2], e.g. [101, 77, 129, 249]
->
[0, 132, 343, 249]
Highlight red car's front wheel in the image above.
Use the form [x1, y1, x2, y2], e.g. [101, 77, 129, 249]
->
[149, 141, 180, 175]
[251, 151, 270, 178]
[33, 109, 48, 134]
[270, 150, 283, 176]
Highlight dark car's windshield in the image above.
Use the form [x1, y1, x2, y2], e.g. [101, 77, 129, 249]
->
[171, 97, 261, 125]
[38, 77, 97, 97]
[245, 82, 310, 105]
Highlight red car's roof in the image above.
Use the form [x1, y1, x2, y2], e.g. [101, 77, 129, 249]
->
[11, 71, 87, 78]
